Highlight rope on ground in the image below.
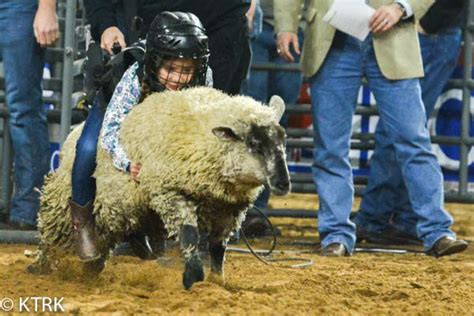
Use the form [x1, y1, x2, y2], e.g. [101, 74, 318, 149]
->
[227, 206, 314, 269]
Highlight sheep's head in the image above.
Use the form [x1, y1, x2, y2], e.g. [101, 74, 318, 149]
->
[212, 95, 291, 196]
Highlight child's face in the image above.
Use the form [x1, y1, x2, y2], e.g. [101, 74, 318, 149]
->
[157, 58, 196, 91]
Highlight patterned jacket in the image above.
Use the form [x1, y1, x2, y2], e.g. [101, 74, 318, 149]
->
[100, 62, 213, 172]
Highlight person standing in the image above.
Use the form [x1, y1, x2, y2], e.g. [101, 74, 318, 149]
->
[84, 0, 254, 95]
[240, 0, 306, 237]
[0, 0, 59, 229]
[275, 0, 467, 257]
[243, 0, 305, 121]
[355, 0, 468, 246]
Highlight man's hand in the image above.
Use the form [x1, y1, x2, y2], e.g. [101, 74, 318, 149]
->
[33, 0, 59, 47]
[101, 27, 126, 55]
[276, 32, 300, 63]
[246, 0, 257, 34]
[370, 4, 403, 34]
[130, 162, 142, 182]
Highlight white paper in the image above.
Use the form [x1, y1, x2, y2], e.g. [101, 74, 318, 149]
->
[323, 0, 375, 41]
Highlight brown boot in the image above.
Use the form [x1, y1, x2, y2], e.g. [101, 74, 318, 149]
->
[68, 199, 101, 262]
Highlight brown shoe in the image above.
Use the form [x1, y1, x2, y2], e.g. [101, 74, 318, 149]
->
[69, 199, 101, 262]
[321, 243, 348, 257]
[427, 236, 468, 258]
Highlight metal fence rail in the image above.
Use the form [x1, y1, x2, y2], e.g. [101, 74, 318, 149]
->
[459, 0, 474, 198]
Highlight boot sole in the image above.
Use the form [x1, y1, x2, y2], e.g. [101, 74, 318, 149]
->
[434, 242, 468, 258]
[78, 254, 102, 262]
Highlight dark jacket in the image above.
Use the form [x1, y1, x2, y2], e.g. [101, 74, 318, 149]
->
[419, 0, 467, 34]
[84, 0, 250, 41]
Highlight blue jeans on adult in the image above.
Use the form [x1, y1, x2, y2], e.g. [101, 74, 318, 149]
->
[355, 28, 462, 238]
[0, 0, 50, 226]
[71, 101, 105, 206]
[244, 23, 304, 127]
[243, 22, 304, 209]
[310, 34, 455, 253]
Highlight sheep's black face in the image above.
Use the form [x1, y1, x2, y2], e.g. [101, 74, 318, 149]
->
[246, 124, 290, 196]
[212, 123, 290, 194]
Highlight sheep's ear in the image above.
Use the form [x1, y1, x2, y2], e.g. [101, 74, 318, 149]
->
[212, 126, 242, 141]
[269, 95, 285, 122]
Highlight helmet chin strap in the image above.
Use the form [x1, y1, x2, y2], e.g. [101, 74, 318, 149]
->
[148, 79, 166, 93]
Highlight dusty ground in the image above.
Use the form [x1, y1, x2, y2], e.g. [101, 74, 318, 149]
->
[0, 194, 473, 315]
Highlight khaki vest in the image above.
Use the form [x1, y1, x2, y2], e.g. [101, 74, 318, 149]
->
[274, 0, 434, 80]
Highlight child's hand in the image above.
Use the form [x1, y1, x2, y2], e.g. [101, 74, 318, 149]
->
[130, 162, 142, 182]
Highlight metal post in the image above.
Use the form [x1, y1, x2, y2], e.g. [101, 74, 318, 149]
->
[459, 0, 474, 196]
[0, 116, 12, 220]
[0, 230, 39, 244]
[59, 0, 76, 146]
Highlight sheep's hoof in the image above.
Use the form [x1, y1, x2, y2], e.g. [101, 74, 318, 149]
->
[27, 261, 52, 275]
[149, 237, 166, 257]
[207, 272, 225, 286]
[126, 233, 156, 260]
[183, 256, 204, 290]
[83, 257, 105, 276]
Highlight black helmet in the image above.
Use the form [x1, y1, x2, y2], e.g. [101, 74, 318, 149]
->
[143, 11, 210, 92]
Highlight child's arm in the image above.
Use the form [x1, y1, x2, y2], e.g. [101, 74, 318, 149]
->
[100, 62, 141, 173]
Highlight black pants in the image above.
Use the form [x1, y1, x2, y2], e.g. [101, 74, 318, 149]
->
[208, 17, 251, 95]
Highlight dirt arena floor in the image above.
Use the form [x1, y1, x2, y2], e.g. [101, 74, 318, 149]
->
[0, 194, 473, 314]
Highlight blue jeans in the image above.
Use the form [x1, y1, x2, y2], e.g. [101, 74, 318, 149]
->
[356, 28, 462, 239]
[243, 23, 304, 127]
[243, 23, 304, 209]
[0, 0, 50, 226]
[71, 102, 105, 206]
[310, 35, 454, 252]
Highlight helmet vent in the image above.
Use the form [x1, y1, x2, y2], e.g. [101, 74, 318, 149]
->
[168, 38, 182, 47]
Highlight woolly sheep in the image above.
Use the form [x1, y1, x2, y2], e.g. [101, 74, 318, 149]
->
[28, 87, 291, 289]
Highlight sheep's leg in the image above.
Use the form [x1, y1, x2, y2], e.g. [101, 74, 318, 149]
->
[145, 213, 167, 258]
[126, 232, 155, 260]
[149, 233, 166, 257]
[149, 192, 202, 288]
[207, 238, 226, 286]
[83, 255, 106, 276]
[27, 245, 53, 275]
[180, 224, 204, 289]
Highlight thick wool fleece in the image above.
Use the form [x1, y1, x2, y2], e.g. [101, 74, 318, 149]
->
[36, 87, 279, 259]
